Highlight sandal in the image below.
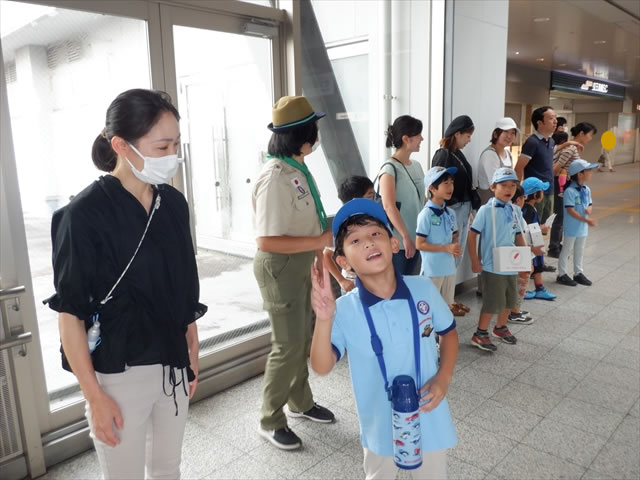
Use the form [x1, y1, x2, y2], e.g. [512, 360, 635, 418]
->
[450, 304, 466, 316]
[453, 302, 471, 313]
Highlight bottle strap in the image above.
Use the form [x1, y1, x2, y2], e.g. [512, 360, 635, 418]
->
[99, 193, 161, 306]
[361, 285, 421, 401]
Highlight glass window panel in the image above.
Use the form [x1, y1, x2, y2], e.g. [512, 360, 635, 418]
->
[172, 26, 272, 347]
[1, 0, 151, 397]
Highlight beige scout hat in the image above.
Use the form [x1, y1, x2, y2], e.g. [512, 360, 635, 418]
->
[268, 96, 325, 132]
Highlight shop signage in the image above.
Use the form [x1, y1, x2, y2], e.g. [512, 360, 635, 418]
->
[550, 71, 625, 100]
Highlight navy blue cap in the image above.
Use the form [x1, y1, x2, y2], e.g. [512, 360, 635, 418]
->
[444, 115, 474, 137]
[332, 198, 392, 241]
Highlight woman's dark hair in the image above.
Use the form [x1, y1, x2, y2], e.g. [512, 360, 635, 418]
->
[268, 122, 318, 157]
[439, 127, 475, 152]
[512, 185, 525, 203]
[334, 214, 391, 257]
[338, 175, 374, 204]
[570, 122, 597, 138]
[552, 131, 568, 146]
[386, 115, 423, 149]
[91, 89, 180, 172]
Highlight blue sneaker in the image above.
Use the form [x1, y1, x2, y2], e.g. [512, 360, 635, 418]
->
[534, 288, 557, 301]
[523, 290, 536, 300]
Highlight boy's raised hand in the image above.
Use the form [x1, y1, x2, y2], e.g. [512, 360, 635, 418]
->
[311, 256, 336, 321]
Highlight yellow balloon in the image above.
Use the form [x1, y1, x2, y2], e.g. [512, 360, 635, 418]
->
[601, 130, 616, 151]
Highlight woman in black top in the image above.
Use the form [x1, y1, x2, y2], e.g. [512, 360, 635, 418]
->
[431, 115, 475, 309]
[45, 89, 206, 479]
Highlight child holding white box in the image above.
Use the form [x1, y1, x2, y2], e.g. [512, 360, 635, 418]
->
[467, 168, 528, 352]
[521, 177, 557, 301]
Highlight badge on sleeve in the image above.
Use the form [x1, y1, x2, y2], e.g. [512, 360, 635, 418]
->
[291, 177, 309, 198]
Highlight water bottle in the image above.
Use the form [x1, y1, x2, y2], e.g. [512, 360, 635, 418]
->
[391, 375, 422, 469]
[87, 318, 101, 353]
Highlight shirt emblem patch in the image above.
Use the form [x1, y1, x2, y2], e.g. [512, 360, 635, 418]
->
[422, 325, 433, 338]
[417, 300, 430, 315]
[431, 214, 442, 226]
[291, 177, 307, 196]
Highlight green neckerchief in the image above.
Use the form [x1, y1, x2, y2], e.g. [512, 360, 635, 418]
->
[268, 154, 327, 231]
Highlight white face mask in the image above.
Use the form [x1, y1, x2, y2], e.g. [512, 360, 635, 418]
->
[126, 143, 182, 185]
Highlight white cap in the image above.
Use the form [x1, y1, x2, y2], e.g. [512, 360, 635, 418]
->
[494, 117, 519, 133]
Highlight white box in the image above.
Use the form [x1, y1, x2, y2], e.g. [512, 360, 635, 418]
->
[526, 223, 545, 247]
[492, 246, 532, 272]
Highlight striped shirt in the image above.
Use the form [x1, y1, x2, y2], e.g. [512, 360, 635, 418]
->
[554, 144, 579, 170]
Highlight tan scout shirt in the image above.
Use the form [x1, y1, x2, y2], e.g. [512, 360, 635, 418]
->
[252, 157, 323, 238]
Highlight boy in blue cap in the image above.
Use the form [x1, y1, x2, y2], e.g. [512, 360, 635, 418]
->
[467, 168, 528, 352]
[310, 198, 458, 479]
[557, 159, 599, 286]
[521, 177, 557, 301]
[416, 166, 462, 314]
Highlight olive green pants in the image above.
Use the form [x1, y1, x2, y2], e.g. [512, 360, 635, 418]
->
[254, 250, 316, 430]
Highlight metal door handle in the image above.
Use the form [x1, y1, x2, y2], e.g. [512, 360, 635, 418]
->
[0, 331, 32, 355]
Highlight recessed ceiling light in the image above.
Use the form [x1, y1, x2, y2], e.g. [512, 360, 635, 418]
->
[515, 51, 520, 55]
[536, 58, 545, 62]
[533, 17, 550, 22]
[594, 40, 607, 45]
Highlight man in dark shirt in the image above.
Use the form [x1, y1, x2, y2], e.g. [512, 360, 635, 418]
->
[515, 106, 557, 223]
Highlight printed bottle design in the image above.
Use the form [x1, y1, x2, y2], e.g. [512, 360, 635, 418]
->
[391, 375, 422, 469]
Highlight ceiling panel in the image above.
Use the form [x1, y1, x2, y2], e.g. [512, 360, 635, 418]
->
[507, 0, 640, 91]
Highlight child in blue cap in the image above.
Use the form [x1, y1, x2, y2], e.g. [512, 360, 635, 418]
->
[416, 166, 464, 315]
[467, 167, 528, 352]
[521, 177, 557, 301]
[310, 198, 458, 479]
[556, 159, 599, 286]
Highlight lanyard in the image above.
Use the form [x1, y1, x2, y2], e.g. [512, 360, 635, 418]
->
[361, 288, 422, 401]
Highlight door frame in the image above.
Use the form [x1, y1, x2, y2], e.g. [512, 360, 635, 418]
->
[0, 1, 289, 477]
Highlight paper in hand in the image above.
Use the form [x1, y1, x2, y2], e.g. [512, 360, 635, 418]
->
[544, 213, 556, 228]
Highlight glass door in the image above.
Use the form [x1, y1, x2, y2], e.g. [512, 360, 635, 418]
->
[159, 5, 283, 362]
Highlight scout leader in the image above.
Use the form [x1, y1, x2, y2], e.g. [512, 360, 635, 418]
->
[252, 96, 335, 450]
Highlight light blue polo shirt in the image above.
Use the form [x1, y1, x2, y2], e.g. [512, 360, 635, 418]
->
[330, 274, 457, 457]
[470, 198, 522, 275]
[563, 182, 592, 238]
[416, 200, 458, 277]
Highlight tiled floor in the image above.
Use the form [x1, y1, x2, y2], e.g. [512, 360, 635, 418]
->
[41, 165, 640, 479]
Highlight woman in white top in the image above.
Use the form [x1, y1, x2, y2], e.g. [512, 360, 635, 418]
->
[474, 117, 518, 205]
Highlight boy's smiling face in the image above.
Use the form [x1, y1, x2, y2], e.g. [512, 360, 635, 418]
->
[336, 221, 398, 277]
[430, 177, 454, 202]
[491, 180, 518, 203]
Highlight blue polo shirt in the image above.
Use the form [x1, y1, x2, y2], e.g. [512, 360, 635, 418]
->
[563, 182, 592, 238]
[330, 274, 457, 457]
[470, 198, 523, 275]
[416, 200, 458, 277]
[521, 132, 555, 194]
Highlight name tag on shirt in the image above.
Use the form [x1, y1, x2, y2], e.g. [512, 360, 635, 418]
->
[431, 214, 442, 226]
[291, 177, 309, 199]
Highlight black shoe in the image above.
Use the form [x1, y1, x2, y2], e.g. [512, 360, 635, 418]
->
[258, 426, 302, 450]
[557, 274, 577, 286]
[542, 264, 557, 272]
[288, 403, 335, 423]
[573, 273, 592, 286]
[547, 250, 560, 259]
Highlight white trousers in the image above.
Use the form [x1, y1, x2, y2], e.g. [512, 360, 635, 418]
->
[86, 364, 190, 480]
[430, 274, 457, 305]
[558, 235, 587, 277]
[363, 448, 447, 480]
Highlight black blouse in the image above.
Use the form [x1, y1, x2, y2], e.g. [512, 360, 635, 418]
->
[45, 175, 207, 375]
[431, 148, 474, 206]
